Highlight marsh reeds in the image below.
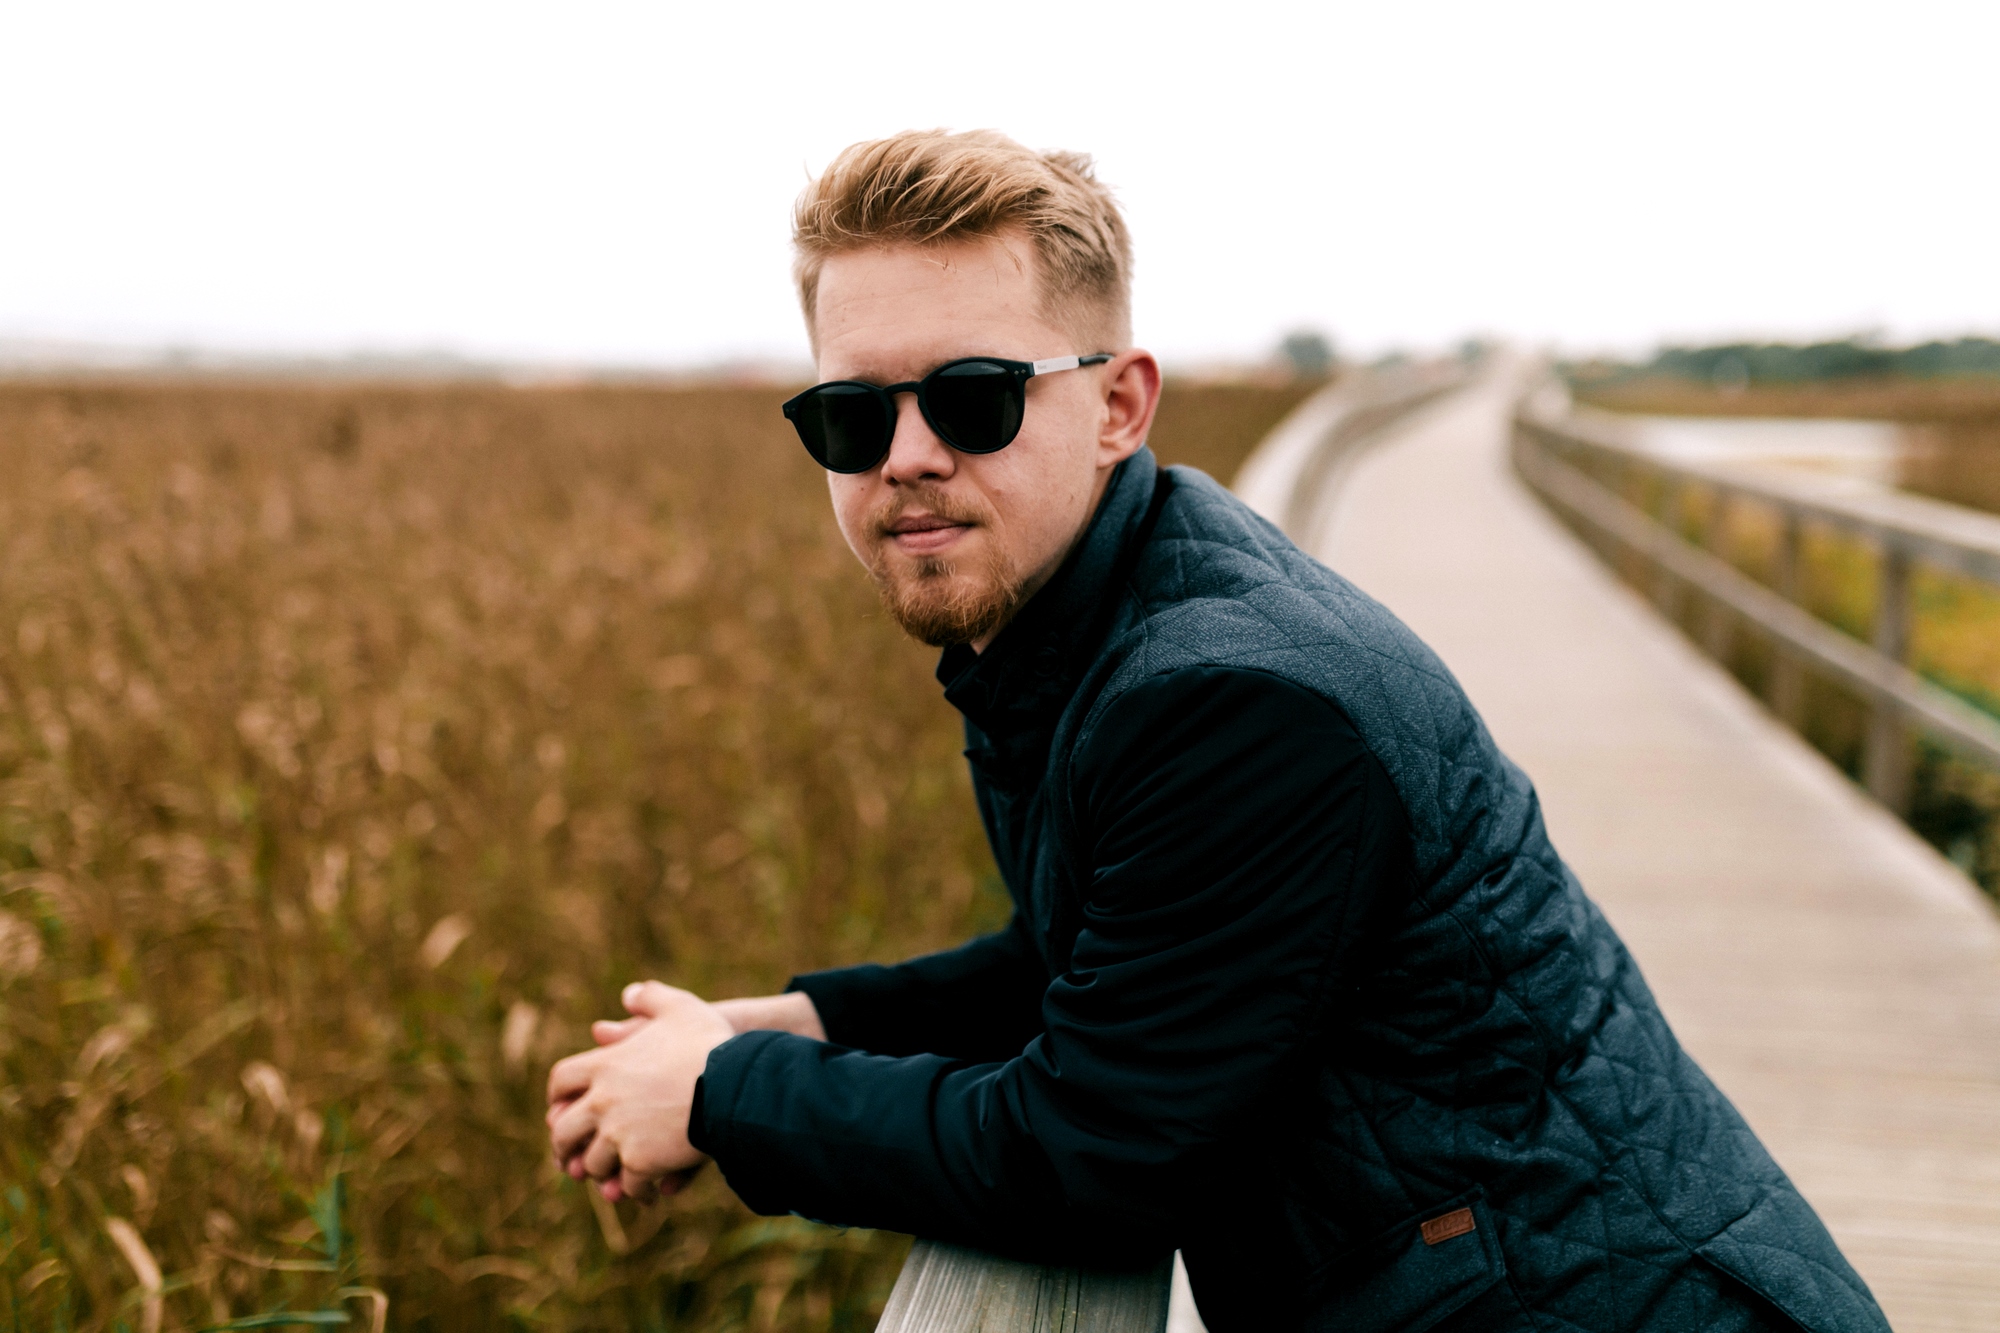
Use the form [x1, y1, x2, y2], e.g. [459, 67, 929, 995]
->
[0, 377, 1301, 1331]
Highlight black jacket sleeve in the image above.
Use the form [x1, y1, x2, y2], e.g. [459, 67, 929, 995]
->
[784, 912, 1047, 1063]
[692, 666, 1410, 1264]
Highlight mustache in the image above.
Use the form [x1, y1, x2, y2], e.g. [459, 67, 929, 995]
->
[868, 485, 993, 537]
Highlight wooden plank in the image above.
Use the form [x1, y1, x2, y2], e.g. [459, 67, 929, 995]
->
[876, 1243, 1170, 1333]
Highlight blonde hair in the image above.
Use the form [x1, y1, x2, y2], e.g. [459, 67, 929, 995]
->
[793, 129, 1133, 351]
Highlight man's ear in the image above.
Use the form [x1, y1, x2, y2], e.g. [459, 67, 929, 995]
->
[1097, 349, 1162, 468]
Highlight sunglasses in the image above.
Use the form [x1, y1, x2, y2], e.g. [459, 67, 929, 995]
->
[782, 353, 1114, 474]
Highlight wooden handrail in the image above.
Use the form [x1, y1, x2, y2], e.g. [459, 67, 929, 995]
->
[1529, 409, 2000, 585]
[1235, 361, 1469, 540]
[1512, 408, 2000, 808]
[875, 1243, 1171, 1333]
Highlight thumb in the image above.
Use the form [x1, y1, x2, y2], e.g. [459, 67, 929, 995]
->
[621, 980, 689, 1019]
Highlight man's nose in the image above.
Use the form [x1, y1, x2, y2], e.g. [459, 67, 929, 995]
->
[878, 392, 956, 486]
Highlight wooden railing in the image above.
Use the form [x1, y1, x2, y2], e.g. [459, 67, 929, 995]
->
[875, 1244, 1172, 1333]
[1512, 402, 2000, 811]
[1233, 359, 1469, 538]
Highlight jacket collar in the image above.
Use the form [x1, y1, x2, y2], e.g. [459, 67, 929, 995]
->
[936, 448, 1160, 755]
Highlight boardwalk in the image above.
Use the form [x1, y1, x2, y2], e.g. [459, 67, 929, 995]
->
[1297, 364, 2000, 1331]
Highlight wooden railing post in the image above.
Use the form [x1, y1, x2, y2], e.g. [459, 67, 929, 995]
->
[1770, 511, 1805, 727]
[1701, 490, 1736, 661]
[875, 1242, 1171, 1333]
[1865, 544, 1914, 812]
[1650, 478, 1681, 618]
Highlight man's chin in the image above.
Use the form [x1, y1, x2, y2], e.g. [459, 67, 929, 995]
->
[874, 566, 1024, 648]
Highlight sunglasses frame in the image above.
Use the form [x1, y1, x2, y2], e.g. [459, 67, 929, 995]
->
[782, 353, 1115, 474]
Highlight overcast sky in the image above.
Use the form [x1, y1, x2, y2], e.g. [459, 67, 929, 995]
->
[3, 1, 1993, 369]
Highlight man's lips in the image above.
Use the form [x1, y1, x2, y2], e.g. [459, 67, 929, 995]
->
[883, 515, 973, 555]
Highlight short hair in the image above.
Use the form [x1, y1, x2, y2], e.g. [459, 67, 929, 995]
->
[792, 129, 1133, 351]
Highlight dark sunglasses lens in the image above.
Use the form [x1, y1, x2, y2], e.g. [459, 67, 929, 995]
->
[924, 361, 1022, 453]
[792, 384, 891, 472]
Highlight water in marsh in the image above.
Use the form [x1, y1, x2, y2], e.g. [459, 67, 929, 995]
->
[1584, 411, 1907, 486]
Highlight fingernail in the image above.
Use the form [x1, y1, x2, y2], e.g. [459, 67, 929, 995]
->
[622, 982, 641, 1006]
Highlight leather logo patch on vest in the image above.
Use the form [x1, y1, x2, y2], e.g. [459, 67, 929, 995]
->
[1420, 1207, 1477, 1246]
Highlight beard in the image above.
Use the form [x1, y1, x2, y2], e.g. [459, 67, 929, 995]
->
[864, 488, 1027, 647]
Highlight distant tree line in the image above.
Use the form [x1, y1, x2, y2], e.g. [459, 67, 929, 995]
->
[1277, 329, 1337, 379]
[1641, 337, 2000, 386]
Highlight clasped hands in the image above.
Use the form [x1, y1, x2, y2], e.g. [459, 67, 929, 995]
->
[545, 982, 824, 1203]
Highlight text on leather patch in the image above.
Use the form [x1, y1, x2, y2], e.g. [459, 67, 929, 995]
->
[1421, 1207, 1477, 1245]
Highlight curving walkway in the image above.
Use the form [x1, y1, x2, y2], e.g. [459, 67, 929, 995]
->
[1304, 362, 2000, 1332]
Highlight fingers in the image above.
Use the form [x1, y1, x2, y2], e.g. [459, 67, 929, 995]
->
[547, 983, 723, 1208]
[581, 1127, 622, 1183]
[621, 980, 698, 1020]
[574, 982, 708, 1055]
[548, 1096, 600, 1166]
[614, 1166, 653, 1204]
[547, 1049, 598, 1106]
[592, 1016, 646, 1046]
[613, 1163, 697, 1205]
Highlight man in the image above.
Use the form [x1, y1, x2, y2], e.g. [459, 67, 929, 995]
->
[548, 130, 1888, 1332]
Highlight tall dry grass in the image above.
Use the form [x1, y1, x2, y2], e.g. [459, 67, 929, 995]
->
[1897, 419, 2000, 515]
[1138, 378, 1323, 485]
[0, 377, 1303, 1331]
